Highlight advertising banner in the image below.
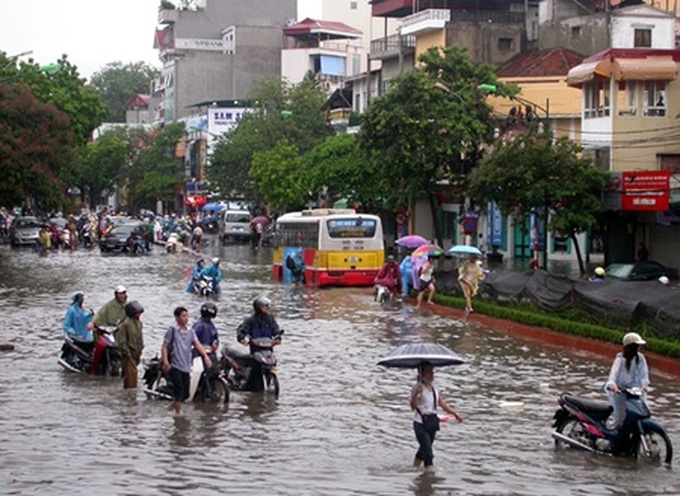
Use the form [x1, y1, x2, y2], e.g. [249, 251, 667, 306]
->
[622, 170, 669, 211]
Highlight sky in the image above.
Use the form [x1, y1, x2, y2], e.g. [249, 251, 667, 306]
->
[0, 0, 161, 80]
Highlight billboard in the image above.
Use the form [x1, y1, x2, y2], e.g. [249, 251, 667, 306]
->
[622, 170, 670, 211]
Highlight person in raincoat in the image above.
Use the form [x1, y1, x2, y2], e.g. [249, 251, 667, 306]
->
[458, 257, 485, 313]
[374, 255, 402, 299]
[63, 292, 94, 342]
[400, 252, 414, 299]
[186, 258, 206, 293]
[200, 257, 222, 293]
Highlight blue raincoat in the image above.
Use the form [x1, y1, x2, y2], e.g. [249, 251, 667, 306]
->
[63, 304, 94, 341]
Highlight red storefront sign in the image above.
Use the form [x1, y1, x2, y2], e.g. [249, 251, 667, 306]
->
[622, 170, 669, 211]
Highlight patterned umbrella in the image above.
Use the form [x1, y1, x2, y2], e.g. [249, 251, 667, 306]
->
[411, 243, 444, 258]
[396, 235, 429, 249]
[377, 342, 466, 369]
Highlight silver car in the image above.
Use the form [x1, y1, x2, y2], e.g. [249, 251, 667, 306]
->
[9, 216, 41, 247]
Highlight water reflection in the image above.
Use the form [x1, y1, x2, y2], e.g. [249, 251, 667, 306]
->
[0, 242, 678, 495]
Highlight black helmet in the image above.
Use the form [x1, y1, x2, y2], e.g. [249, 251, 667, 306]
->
[125, 300, 144, 317]
[253, 296, 271, 313]
[200, 301, 217, 319]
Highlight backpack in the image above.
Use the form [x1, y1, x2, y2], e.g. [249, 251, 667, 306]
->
[285, 254, 296, 271]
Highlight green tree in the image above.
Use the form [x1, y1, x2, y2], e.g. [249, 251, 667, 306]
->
[358, 46, 512, 244]
[69, 132, 129, 209]
[0, 54, 108, 147]
[301, 134, 387, 211]
[89, 61, 160, 122]
[209, 77, 331, 201]
[249, 140, 307, 212]
[467, 133, 609, 275]
[131, 123, 185, 212]
[0, 83, 74, 209]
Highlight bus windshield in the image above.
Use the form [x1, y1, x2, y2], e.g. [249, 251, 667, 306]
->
[326, 218, 377, 239]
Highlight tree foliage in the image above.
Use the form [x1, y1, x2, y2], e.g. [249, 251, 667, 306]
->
[0, 83, 74, 208]
[209, 77, 332, 200]
[0, 52, 108, 209]
[300, 134, 387, 211]
[249, 140, 307, 212]
[69, 132, 129, 209]
[467, 133, 610, 273]
[89, 61, 160, 122]
[131, 123, 185, 212]
[358, 46, 513, 242]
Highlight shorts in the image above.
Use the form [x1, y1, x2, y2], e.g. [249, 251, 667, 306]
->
[418, 279, 433, 292]
[169, 368, 190, 402]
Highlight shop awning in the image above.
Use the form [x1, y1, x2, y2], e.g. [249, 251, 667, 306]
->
[566, 59, 613, 87]
[613, 57, 677, 82]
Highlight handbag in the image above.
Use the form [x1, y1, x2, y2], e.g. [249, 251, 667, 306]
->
[417, 388, 440, 432]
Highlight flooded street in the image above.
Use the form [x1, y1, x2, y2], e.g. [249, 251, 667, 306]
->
[0, 239, 677, 495]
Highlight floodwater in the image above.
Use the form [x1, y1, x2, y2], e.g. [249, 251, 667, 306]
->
[0, 240, 677, 496]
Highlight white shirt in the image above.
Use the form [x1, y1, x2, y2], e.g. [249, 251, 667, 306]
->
[412, 383, 438, 423]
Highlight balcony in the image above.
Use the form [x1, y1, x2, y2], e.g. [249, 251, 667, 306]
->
[158, 8, 178, 24]
[370, 34, 415, 60]
[400, 9, 450, 36]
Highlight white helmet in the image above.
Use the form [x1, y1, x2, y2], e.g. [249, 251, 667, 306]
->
[594, 267, 605, 277]
[658, 275, 669, 285]
[212, 257, 220, 266]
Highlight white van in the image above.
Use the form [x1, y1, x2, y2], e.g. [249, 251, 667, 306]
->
[220, 209, 251, 244]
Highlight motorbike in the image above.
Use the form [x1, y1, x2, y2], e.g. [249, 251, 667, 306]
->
[80, 223, 95, 248]
[373, 284, 398, 304]
[552, 388, 673, 464]
[142, 355, 229, 404]
[58, 326, 121, 377]
[192, 274, 215, 296]
[127, 233, 149, 254]
[221, 331, 284, 398]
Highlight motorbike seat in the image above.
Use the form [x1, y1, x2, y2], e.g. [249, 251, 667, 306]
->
[561, 393, 613, 421]
[224, 345, 250, 360]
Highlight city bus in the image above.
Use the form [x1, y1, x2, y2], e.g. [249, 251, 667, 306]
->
[272, 209, 384, 287]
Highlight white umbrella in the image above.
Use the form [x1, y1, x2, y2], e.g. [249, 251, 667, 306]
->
[377, 342, 466, 369]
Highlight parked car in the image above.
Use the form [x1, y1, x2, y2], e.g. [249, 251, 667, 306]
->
[9, 216, 41, 247]
[605, 260, 679, 281]
[100, 222, 151, 253]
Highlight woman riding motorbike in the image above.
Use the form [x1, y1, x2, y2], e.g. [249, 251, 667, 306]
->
[605, 332, 650, 448]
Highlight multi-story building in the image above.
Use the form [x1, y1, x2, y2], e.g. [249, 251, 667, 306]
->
[152, 0, 296, 124]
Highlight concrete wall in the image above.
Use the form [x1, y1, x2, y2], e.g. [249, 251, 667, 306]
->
[538, 13, 609, 56]
[415, 30, 446, 64]
[446, 21, 525, 66]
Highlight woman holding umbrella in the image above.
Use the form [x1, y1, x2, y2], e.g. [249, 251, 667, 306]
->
[458, 257, 486, 313]
[410, 361, 464, 472]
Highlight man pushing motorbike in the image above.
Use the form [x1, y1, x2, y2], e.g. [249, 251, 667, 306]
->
[236, 296, 282, 391]
[87, 285, 128, 375]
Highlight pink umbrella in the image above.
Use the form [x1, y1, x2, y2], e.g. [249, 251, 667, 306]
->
[250, 216, 270, 226]
[396, 234, 429, 249]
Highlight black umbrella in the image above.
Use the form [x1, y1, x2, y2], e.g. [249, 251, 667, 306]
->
[377, 342, 466, 369]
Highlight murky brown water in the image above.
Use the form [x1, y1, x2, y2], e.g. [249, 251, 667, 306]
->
[0, 240, 677, 495]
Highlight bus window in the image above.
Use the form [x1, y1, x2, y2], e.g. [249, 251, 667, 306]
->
[326, 218, 377, 238]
